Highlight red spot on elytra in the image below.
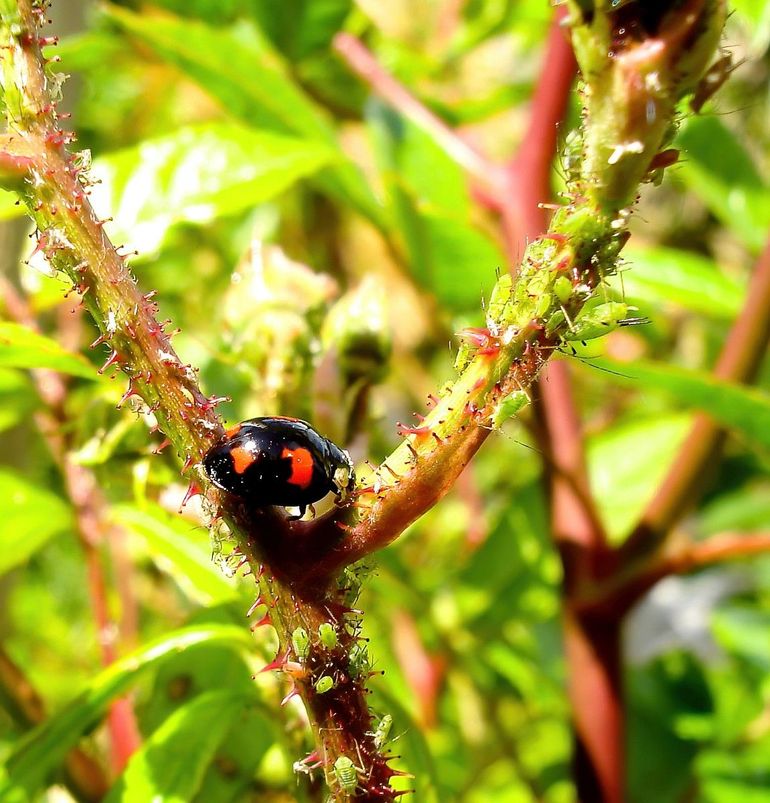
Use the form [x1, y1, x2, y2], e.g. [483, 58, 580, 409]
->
[281, 446, 313, 489]
[230, 446, 254, 475]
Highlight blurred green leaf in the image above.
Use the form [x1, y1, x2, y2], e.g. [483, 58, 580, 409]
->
[106, 689, 250, 803]
[252, 0, 352, 60]
[0, 625, 253, 801]
[730, 0, 770, 56]
[90, 122, 336, 254]
[712, 606, 770, 672]
[628, 655, 711, 803]
[589, 358, 770, 451]
[697, 744, 770, 803]
[676, 117, 770, 252]
[588, 414, 693, 543]
[0, 322, 97, 379]
[105, 6, 385, 227]
[619, 245, 745, 319]
[419, 214, 503, 310]
[0, 469, 72, 576]
[0, 187, 20, 220]
[104, 7, 329, 137]
[112, 503, 238, 604]
[698, 487, 770, 536]
[0, 368, 37, 433]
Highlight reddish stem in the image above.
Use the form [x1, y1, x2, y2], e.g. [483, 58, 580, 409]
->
[333, 32, 504, 194]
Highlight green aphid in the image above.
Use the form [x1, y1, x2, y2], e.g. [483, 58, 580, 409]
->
[564, 302, 648, 342]
[373, 714, 393, 749]
[534, 291, 553, 319]
[554, 275, 573, 305]
[454, 340, 475, 374]
[486, 273, 513, 328]
[333, 755, 360, 793]
[492, 390, 530, 428]
[314, 675, 335, 694]
[348, 642, 371, 679]
[318, 622, 338, 650]
[291, 627, 310, 661]
[545, 309, 566, 338]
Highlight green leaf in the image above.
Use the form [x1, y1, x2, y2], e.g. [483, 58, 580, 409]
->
[587, 414, 694, 543]
[0, 625, 253, 801]
[676, 117, 770, 252]
[90, 122, 336, 254]
[589, 358, 770, 451]
[0, 469, 72, 576]
[106, 690, 249, 803]
[105, 7, 330, 138]
[619, 245, 745, 319]
[0, 322, 97, 379]
[111, 503, 238, 604]
[0, 369, 37, 433]
[0, 187, 21, 220]
[104, 6, 384, 228]
[729, 0, 770, 56]
[419, 214, 503, 310]
[252, 0, 352, 60]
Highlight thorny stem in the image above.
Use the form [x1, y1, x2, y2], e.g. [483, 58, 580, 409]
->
[0, 3, 398, 800]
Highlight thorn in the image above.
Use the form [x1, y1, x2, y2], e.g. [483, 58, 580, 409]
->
[259, 649, 290, 674]
[457, 326, 491, 347]
[97, 349, 120, 374]
[396, 423, 431, 437]
[179, 481, 200, 510]
[250, 612, 272, 630]
[181, 454, 195, 473]
[153, 438, 171, 454]
[117, 382, 140, 409]
[89, 332, 109, 349]
[281, 682, 300, 706]
[246, 597, 265, 617]
[382, 463, 400, 480]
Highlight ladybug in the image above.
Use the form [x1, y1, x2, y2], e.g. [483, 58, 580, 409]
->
[203, 417, 354, 518]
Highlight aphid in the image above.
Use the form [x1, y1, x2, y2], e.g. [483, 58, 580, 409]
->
[373, 714, 393, 750]
[315, 675, 335, 694]
[553, 275, 573, 305]
[291, 627, 310, 661]
[492, 390, 530, 428]
[348, 643, 371, 680]
[318, 622, 338, 650]
[333, 755, 361, 794]
[563, 301, 649, 342]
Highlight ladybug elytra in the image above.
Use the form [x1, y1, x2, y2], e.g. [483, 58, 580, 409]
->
[203, 417, 354, 518]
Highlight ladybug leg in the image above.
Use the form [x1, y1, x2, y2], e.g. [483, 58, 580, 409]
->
[286, 505, 306, 521]
[307, 502, 317, 519]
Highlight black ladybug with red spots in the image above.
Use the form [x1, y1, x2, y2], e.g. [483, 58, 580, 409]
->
[203, 417, 354, 517]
